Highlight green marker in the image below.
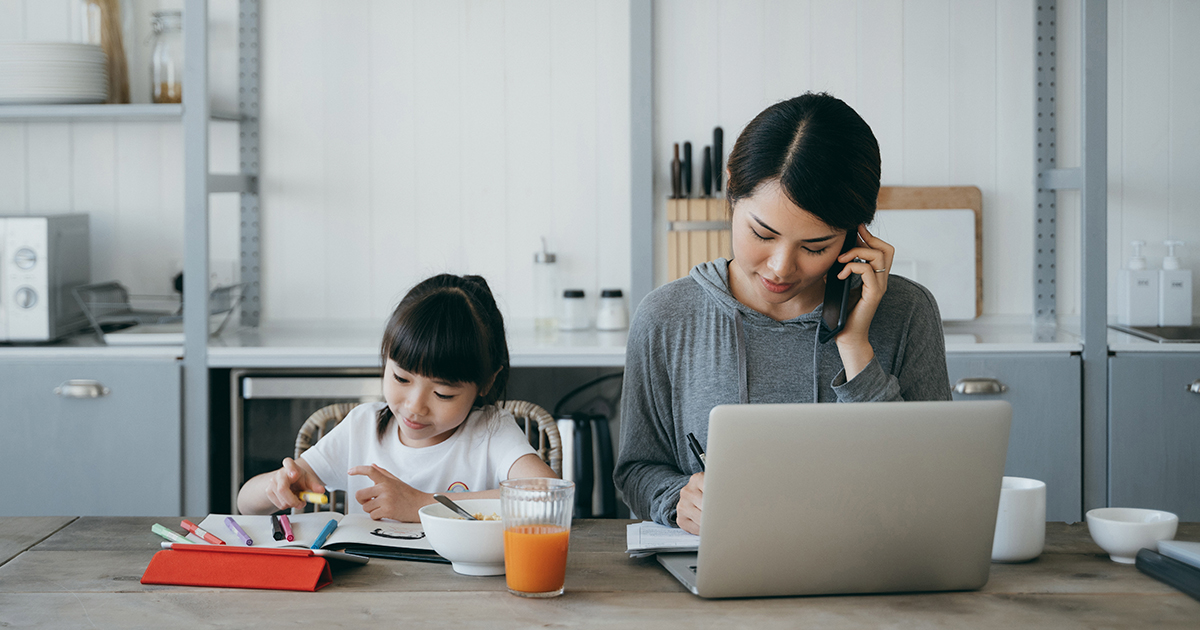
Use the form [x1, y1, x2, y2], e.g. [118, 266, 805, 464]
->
[152, 523, 191, 545]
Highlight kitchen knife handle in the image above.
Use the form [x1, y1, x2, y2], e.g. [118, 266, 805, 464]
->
[713, 127, 724, 192]
[682, 142, 693, 198]
[701, 146, 713, 197]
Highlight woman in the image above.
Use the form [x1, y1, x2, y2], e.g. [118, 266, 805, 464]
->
[614, 93, 952, 535]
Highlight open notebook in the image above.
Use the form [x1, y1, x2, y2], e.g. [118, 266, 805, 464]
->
[196, 513, 445, 563]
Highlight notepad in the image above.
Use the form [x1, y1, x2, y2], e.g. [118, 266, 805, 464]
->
[626, 521, 700, 558]
[1158, 540, 1200, 571]
[197, 513, 444, 562]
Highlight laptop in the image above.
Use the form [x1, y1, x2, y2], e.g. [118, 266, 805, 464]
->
[657, 400, 1012, 598]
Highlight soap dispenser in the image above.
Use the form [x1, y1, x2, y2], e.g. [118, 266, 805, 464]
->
[1158, 240, 1193, 326]
[1117, 240, 1158, 326]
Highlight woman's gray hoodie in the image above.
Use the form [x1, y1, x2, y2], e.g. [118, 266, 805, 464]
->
[613, 259, 952, 526]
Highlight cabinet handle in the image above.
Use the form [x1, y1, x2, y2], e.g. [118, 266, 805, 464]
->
[1188, 380, 1200, 395]
[54, 380, 111, 399]
[953, 378, 1008, 395]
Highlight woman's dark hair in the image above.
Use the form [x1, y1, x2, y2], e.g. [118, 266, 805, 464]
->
[375, 274, 510, 441]
[726, 92, 881, 231]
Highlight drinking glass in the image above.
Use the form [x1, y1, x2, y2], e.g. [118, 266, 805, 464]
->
[500, 478, 574, 597]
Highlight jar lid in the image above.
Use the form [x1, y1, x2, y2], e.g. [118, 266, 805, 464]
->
[534, 252, 556, 263]
[562, 289, 585, 298]
[600, 289, 623, 298]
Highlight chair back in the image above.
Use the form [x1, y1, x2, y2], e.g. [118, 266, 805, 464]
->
[292, 400, 563, 513]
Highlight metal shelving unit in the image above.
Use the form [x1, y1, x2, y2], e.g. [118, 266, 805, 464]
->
[1034, 0, 1108, 514]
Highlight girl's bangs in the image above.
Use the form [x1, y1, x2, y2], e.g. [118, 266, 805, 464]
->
[383, 293, 490, 387]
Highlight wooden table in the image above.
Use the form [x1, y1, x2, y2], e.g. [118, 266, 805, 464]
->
[1, 518, 1197, 628]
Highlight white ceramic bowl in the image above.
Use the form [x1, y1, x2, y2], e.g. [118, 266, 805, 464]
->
[418, 498, 505, 576]
[1086, 507, 1178, 564]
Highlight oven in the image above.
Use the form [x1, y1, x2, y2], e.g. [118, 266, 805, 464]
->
[230, 368, 383, 512]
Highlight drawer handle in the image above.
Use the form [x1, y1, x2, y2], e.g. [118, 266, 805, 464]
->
[54, 380, 111, 398]
[954, 378, 1008, 395]
[1189, 380, 1200, 395]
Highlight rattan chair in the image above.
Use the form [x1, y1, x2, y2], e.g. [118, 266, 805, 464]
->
[292, 400, 563, 514]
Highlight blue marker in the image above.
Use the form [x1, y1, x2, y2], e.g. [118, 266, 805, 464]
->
[311, 518, 339, 549]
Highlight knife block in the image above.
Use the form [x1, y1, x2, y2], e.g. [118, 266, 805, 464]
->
[667, 197, 731, 282]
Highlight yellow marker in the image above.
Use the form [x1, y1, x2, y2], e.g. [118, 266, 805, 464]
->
[300, 491, 328, 504]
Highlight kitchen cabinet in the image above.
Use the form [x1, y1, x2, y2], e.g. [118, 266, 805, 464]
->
[0, 358, 181, 516]
[947, 352, 1082, 522]
[1108, 352, 1200, 520]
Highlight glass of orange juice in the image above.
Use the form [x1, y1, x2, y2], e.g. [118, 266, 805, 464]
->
[500, 478, 575, 597]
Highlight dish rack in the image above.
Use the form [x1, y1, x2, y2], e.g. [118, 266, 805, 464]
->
[73, 281, 245, 342]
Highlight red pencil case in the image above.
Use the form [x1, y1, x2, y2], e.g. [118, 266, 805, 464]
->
[141, 545, 332, 592]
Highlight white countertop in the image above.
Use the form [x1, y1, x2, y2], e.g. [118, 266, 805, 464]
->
[22, 315, 1195, 366]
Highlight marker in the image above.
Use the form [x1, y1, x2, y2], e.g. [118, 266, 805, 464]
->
[310, 518, 339, 550]
[271, 514, 285, 541]
[299, 491, 328, 505]
[152, 523, 191, 545]
[686, 432, 707, 472]
[180, 519, 226, 545]
[224, 516, 253, 546]
[280, 514, 294, 542]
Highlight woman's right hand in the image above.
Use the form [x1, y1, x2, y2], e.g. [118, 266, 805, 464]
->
[264, 457, 326, 511]
[677, 473, 705, 535]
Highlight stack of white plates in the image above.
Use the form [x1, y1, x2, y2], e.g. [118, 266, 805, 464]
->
[0, 43, 108, 104]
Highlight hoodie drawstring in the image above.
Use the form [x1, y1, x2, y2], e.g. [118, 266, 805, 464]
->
[732, 309, 822, 404]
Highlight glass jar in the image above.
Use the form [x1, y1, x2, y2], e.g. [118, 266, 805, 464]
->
[595, 289, 628, 331]
[559, 289, 589, 331]
[150, 11, 183, 104]
[533, 238, 559, 331]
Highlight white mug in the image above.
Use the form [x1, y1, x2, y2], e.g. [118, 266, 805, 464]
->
[991, 476, 1046, 563]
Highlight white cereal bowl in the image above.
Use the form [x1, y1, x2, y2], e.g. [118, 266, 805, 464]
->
[1085, 507, 1178, 564]
[418, 498, 505, 576]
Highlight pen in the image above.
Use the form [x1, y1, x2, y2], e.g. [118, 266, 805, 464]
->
[311, 518, 339, 550]
[686, 432, 707, 471]
[180, 519, 226, 545]
[271, 514, 285, 541]
[152, 523, 191, 545]
[299, 491, 328, 505]
[280, 514, 294, 542]
[224, 516, 253, 546]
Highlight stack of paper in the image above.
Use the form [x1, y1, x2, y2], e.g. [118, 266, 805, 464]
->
[625, 521, 700, 558]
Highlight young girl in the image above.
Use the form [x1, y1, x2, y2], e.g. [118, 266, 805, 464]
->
[237, 274, 558, 522]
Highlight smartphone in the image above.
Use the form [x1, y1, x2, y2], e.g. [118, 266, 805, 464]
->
[817, 229, 863, 344]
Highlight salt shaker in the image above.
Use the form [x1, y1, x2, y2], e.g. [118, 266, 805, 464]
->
[559, 289, 590, 331]
[533, 237, 559, 331]
[596, 289, 628, 331]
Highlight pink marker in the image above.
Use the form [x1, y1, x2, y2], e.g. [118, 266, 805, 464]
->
[280, 514, 294, 542]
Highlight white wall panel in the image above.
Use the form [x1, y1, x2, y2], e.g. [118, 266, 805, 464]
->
[460, 0, 508, 309]
[1168, 0, 1200, 286]
[26, 123, 72, 212]
[855, 0, 903, 185]
[503, 0, 553, 320]
[367, 0, 416, 319]
[595, 0, 632, 294]
[902, 0, 950, 186]
[810, 0, 856, 105]
[993, 0, 1034, 316]
[0, 126, 28, 212]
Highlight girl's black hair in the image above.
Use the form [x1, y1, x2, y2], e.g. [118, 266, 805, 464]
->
[726, 92, 881, 231]
[376, 274, 510, 441]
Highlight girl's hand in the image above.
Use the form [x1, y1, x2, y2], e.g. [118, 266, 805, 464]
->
[265, 457, 326, 511]
[834, 224, 895, 379]
[677, 472, 705, 536]
[349, 464, 433, 522]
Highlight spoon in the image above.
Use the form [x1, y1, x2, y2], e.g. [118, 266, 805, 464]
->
[433, 494, 478, 520]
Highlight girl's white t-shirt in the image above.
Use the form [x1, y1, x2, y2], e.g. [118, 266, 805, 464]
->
[301, 402, 536, 515]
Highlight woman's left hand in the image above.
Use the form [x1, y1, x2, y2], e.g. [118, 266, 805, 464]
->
[833, 224, 895, 379]
[350, 464, 432, 522]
